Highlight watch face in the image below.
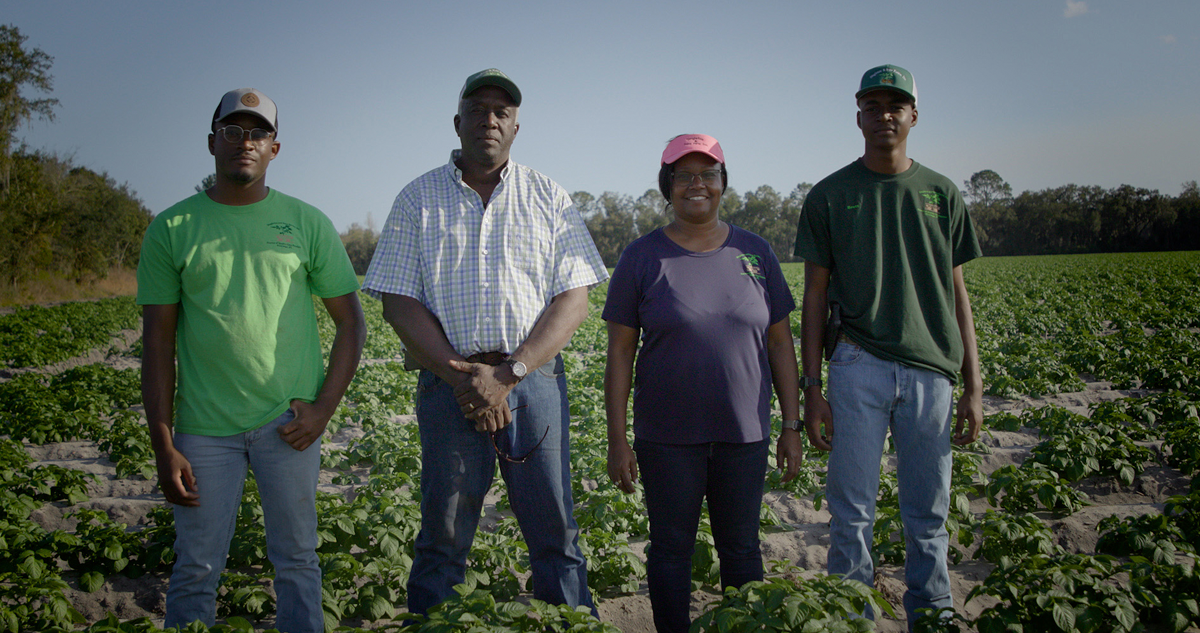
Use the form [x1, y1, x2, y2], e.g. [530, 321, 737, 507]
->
[510, 360, 527, 377]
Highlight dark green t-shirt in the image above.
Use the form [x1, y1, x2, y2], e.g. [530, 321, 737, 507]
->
[794, 159, 982, 381]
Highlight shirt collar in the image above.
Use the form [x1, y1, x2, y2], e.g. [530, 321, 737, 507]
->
[449, 149, 514, 182]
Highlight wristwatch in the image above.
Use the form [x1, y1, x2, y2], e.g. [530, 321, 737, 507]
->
[800, 376, 823, 389]
[506, 359, 528, 380]
[781, 419, 802, 431]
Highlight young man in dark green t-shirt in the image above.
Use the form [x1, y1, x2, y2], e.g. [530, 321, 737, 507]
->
[793, 65, 984, 630]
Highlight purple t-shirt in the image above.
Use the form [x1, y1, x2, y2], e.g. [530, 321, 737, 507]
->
[602, 225, 796, 444]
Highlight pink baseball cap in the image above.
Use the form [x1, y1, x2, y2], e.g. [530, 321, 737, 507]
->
[661, 134, 725, 165]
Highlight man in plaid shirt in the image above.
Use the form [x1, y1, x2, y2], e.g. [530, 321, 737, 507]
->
[362, 69, 607, 616]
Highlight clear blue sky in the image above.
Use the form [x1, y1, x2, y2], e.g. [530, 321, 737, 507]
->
[7, 0, 1198, 231]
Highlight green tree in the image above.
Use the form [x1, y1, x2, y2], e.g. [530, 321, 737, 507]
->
[1, 150, 152, 285]
[0, 24, 59, 187]
[724, 184, 806, 262]
[718, 185, 741, 220]
[195, 173, 215, 193]
[0, 151, 58, 283]
[632, 188, 667, 237]
[963, 170, 1014, 254]
[780, 182, 811, 262]
[571, 190, 596, 217]
[964, 169, 1012, 209]
[340, 222, 378, 275]
[1008, 184, 1103, 255]
[1098, 185, 1173, 252]
[56, 166, 152, 279]
[1168, 180, 1200, 251]
[582, 191, 636, 267]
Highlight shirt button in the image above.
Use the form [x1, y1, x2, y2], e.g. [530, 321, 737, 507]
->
[482, 282, 489, 288]
[484, 317, 491, 322]
[482, 249, 488, 255]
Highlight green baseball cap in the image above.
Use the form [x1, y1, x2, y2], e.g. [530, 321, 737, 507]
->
[459, 68, 522, 106]
[856, 64, 917, 105]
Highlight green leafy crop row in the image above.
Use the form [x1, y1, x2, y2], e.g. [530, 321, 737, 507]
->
[0, 297, 139, 367]
[4, 254, 1200, 631]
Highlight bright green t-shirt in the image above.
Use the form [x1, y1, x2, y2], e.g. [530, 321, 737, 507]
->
[137, 189, 360, 436]
[794, 159, 982, 381]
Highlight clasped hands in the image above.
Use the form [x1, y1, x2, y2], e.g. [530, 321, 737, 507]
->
[448, 359, 519, 432]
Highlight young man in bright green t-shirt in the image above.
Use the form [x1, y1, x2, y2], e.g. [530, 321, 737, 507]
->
[794, 65, 984, 630]
[137, 88, 365, 633]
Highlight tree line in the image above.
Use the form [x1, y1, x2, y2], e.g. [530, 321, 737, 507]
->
[0, 25, 152, 287]
[336, 183, 814, 275]
[571, 185, 812, 267]
[964, 170, 1200, 256]
[338, 173, 1200, 275]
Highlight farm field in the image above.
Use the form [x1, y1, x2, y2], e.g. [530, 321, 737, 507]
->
[1, 251, 1199, 632]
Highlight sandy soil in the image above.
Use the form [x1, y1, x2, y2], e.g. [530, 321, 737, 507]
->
[14, 339, 1196, 632]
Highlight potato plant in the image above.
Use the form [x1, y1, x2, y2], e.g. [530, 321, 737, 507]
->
[0, 297, 139, 368]
[4, 254, 1200, 631]
[689, 570, 893, 633]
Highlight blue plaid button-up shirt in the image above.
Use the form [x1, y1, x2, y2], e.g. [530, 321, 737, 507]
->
[362, 152, 608, 356]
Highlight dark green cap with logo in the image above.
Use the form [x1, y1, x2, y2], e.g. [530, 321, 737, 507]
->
[856, 64, 917, 105]
[459, 68, 522, 106]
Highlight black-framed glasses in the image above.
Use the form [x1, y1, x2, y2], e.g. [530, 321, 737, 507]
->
[490, 405, 549, 463]
[215, 125, 274, 144]
[672, 169, 722, 187]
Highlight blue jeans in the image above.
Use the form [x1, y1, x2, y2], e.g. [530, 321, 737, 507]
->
[405, 355, 595, 616]
[635, 437, 769, 633]
[826, 342, 953, 630]
[165, 410, 323, 633]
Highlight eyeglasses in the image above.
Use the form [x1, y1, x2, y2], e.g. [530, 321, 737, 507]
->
[672, 169, 722, 187]
[215, 125, 274, 144]
[490, 405, 549, 463]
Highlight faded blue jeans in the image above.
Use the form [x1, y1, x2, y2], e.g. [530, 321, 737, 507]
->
[405, 355, 595, 616]
[635, 438, 769, 633]
[165, 409, 323, 633]
[825, 342, 954, 631]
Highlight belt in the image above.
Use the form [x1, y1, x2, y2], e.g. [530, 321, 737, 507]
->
[466, 351, 510, 366]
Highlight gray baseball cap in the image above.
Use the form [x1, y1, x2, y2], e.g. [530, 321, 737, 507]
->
[212, 88, 278, 132]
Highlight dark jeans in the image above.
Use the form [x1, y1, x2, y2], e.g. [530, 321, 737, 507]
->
[405, 355, 594, 616]
[635, 437, 770, 633]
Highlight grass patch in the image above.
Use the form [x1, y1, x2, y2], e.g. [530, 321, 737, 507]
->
[0, 267, 138, 309]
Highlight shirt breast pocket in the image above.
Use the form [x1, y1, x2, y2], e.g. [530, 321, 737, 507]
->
[503, 228, 552, 277]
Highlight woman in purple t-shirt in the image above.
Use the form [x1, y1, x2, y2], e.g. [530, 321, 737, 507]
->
[602, 134, 803, 633]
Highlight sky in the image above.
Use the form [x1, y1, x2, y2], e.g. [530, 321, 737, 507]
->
[6, 0, 1198, 231]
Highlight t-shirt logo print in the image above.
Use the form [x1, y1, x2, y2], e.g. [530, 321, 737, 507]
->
[267, 222, 299, 248]
[918, 191, 948, 219]
[737, 254, 765, 280]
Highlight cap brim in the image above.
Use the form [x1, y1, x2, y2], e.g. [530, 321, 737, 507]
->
[462, 79, 522, 106]
[855, 86, 916, 103]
